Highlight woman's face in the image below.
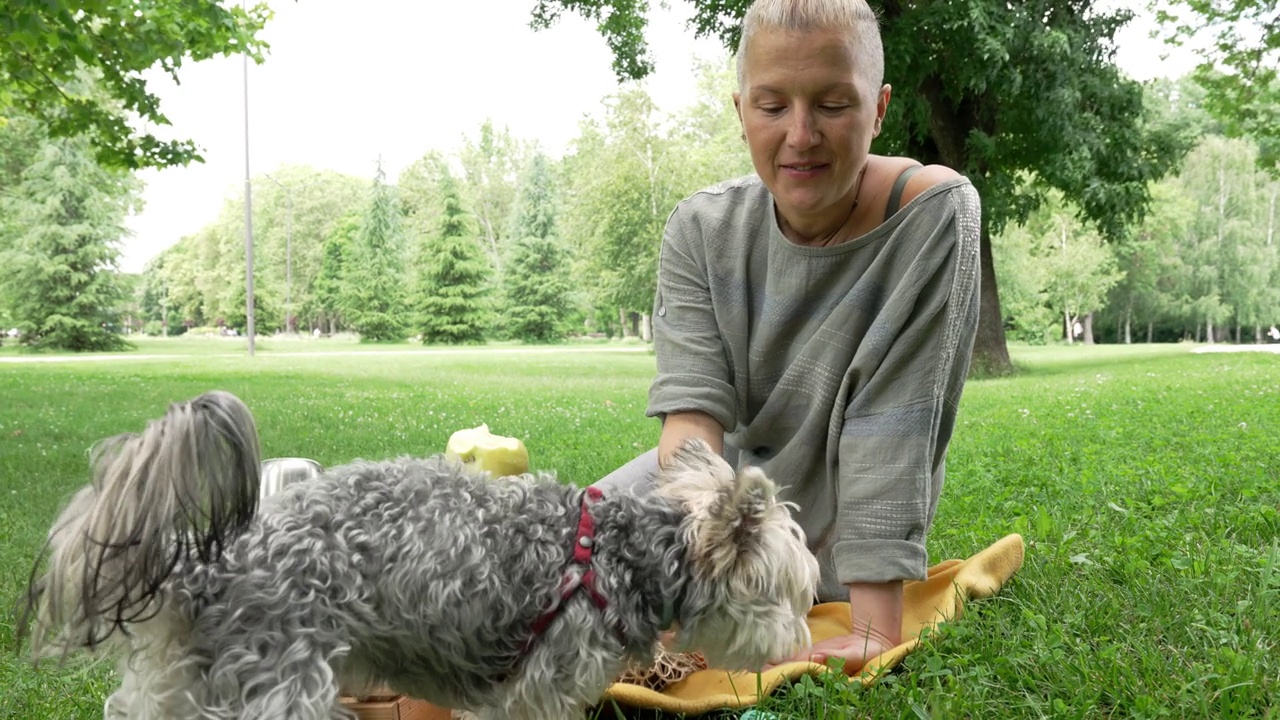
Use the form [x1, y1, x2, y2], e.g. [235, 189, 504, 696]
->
[734, 27, 889, 234]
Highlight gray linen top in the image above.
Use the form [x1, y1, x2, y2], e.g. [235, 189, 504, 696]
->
[648, 173, 981, 600]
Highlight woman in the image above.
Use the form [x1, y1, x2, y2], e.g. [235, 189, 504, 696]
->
[599, 0, 981, 674]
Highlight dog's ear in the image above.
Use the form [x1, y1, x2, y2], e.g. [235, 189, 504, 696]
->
[725, 465, 776, 533]
[681, 464, 783, 579]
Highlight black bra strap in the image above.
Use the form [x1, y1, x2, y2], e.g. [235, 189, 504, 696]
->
[884, 164, 923, 221]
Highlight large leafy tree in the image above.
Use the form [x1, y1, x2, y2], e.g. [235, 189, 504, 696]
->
[1176, 136, 1279, 341]
[1155, 0, 1280, 169]
[993, 189, 1125, 345]
[669, 56, 756, 191]
[0, 121, 139, 350]
[561, 88, 684, 338]
[1103, 181, 1196, 344]
[141, 166, 365, 332]
[1, 0, 271, 169]
[137, 253, 189, 335]
[460, 120, 525, 273]
[531, 0, 1186, 373]
[253, 166, 366, 331]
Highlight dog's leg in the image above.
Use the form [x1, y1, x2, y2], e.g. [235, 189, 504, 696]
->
[101, 609, 210, 720]
[197, 640, 354, 720]
[492, 609, 622, 720]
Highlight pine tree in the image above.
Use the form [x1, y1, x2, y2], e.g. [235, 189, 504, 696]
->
[506, 153, 558, 241]
[413, 173, 491, 344]
[345, 163, 409, 342]
[0, 131, 136, 351]
[502, 153, 574, 343]
[503, 236, 573, 343]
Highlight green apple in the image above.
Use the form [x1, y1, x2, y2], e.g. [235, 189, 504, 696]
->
[445, 423, 530, 478]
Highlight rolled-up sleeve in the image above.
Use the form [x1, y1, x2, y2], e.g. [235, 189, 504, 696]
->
[647, 207, 737, 432]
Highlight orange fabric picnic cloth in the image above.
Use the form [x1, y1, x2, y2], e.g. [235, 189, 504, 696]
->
[600, 533, 1025, 715]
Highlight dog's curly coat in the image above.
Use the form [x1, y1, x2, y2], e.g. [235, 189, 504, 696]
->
[18, 391, 819, 720]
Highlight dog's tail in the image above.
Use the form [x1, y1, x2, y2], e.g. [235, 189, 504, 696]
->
[16, 390, 262, 660]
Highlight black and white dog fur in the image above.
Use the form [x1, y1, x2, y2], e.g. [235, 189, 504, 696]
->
[18, 391, 819, 719]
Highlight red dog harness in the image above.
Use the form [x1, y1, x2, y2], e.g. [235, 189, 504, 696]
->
[526, 487, 610, 646]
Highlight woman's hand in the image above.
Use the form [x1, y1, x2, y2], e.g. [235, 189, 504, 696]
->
[763, 626, 897, 675]
[763, 580, 904, 676]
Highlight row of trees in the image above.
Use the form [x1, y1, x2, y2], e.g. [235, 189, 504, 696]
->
[127, 72, 1280, 349]
[997, 134, 1279, 346]
[4, 65, 1278, 351]
[123, 60, 751, 345]
[3, 0, 1277, 359]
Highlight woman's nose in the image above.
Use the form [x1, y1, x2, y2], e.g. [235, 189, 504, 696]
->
[786, 107, 819, 150]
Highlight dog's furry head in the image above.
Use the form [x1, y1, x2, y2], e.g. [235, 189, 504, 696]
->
[655, 439, 819, 670]
[18, 390, 260, 659]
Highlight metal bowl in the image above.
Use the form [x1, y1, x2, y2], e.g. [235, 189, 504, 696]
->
[260, 457, 324, 501]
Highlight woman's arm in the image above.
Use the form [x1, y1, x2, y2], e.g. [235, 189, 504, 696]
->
[657, 410, 726, 470]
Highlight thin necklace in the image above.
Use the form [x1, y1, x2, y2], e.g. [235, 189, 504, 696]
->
[810, 162, 868, 247]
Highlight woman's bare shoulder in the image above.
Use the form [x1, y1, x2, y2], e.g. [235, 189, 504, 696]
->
[899, 163, 963, 206]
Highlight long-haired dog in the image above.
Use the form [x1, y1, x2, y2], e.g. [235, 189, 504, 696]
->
[17, 391, 819, 719]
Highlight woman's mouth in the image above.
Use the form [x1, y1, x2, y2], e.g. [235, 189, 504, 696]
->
[781, 163, 827, 178]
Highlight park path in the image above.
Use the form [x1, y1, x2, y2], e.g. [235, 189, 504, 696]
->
[4, 343, 1275, 365]
[0, 345, 651, 364]
[1190, 344, 1280, 354]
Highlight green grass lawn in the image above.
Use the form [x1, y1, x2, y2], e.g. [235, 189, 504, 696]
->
[1, 340, 1276, 718]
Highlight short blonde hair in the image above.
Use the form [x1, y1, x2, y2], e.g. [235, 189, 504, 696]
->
[735, 0, 884, 91]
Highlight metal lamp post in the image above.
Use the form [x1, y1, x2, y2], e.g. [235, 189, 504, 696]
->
[241, 4, 255, 356]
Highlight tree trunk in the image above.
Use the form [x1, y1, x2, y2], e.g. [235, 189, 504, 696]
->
[1064, 311, 1073, 345]
[1083, 312, 1095, 345]
[907, 74, 1009, 376]
[1146, 320, 1153, 343]
[971, 225, 1012, 374]
[1205, 319, 1213, 344]
[641, 313, 652, 342]
[1268, 184, 1276, 248]
[1234, 324, 1241, 344]
[1256, 326, 1263, 344]
[618, 307, 631, 338]
[1124, 309, 1132, 345]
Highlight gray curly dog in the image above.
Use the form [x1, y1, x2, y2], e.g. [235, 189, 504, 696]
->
[18, 391, 819, 719]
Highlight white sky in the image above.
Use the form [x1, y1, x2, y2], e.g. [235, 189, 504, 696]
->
[117, 0, 1198, 273]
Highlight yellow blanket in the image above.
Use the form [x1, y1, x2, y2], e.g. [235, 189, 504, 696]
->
[600, 534, 1025, 716]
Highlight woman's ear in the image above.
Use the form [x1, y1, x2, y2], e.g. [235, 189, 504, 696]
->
[733, 92, 746, 141]
[874, 84, 892, 137]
